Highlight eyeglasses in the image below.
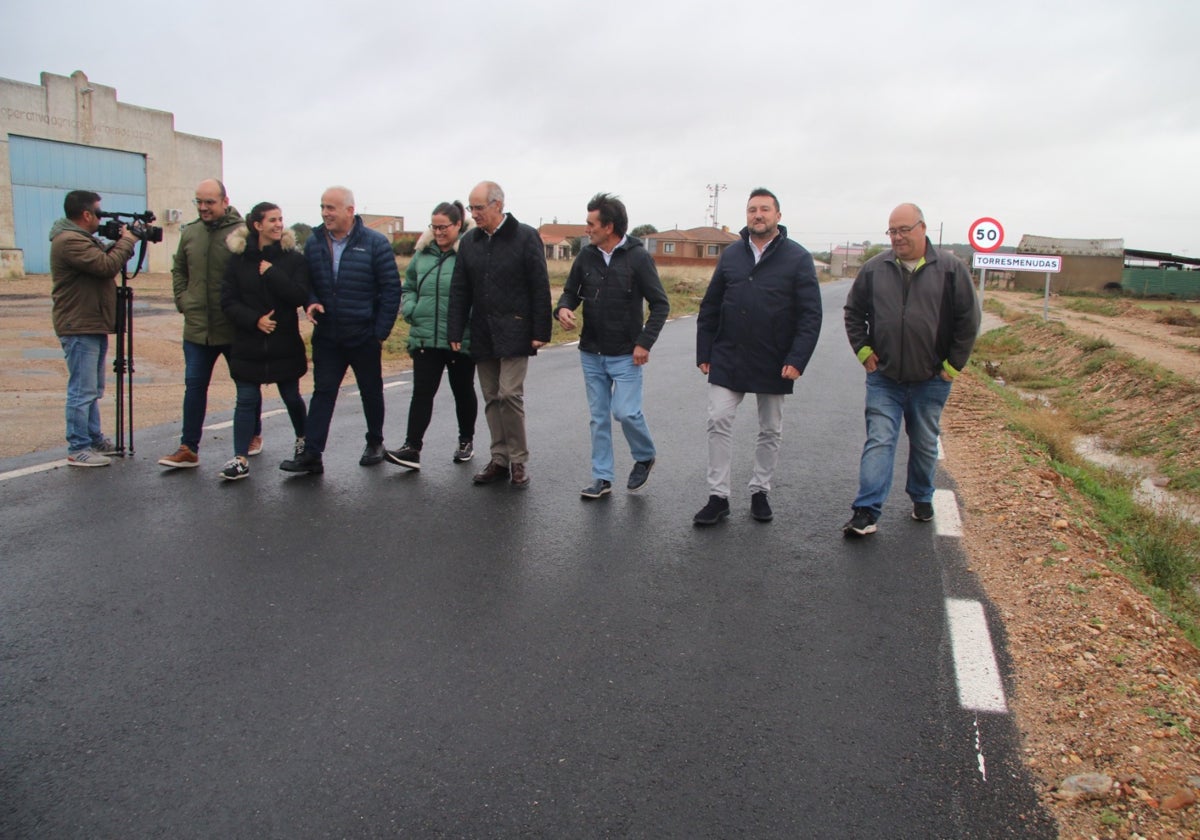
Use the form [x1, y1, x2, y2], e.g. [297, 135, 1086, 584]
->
[885, 222, 924, 237]
[193, 198, 221, 207]
[430, 224, 454, 232]
[466, 202, 493, 212]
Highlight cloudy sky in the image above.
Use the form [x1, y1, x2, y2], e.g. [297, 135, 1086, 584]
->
[4, 0, 1198, 255]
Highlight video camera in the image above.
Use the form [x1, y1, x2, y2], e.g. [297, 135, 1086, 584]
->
[97, 210, 163, 243]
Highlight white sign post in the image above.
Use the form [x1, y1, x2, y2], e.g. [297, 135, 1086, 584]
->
[971, 253, 1063, 320]
[968, 217, 1005, 309]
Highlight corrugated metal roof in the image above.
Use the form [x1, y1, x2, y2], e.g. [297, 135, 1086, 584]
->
[1018, 234, 1124, 257]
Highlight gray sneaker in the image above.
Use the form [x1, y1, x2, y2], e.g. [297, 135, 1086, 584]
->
[91, 436, 120, 455]
[67, 449, 111, 467]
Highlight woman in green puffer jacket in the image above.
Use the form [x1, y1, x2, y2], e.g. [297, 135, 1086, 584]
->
[385, 201, 477, 471]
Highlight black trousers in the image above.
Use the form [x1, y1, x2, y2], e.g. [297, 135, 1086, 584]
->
[406, 347, 478, 447]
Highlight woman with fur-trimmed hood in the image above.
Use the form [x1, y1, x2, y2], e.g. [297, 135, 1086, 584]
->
[217, 202, 311, 481]
[384, 201, 477, 471]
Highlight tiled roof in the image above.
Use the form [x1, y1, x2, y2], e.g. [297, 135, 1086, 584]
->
[646, 226, 739, 244]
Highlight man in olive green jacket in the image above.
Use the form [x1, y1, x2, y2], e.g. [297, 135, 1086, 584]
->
[158, 178, 257, 468]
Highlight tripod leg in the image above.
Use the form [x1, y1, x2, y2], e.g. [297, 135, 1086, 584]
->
[113, 286, 126, 453]
[126, 286, 135, 454]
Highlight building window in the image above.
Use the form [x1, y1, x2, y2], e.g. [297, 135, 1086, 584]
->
[663, 243, 675, 254]
[706, 245, 719, 256]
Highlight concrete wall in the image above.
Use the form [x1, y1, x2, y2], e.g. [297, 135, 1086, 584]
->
[1012, 255, 1123, 293]
[0, 70, 223, 277]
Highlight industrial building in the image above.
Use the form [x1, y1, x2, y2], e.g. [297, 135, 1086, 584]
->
[1, 70, 222, 277]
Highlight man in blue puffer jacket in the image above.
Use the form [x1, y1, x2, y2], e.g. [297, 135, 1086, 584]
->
[280, 186, 401, 474]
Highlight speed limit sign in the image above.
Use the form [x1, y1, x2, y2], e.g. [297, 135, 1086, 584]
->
[969, 217, 1004, 252]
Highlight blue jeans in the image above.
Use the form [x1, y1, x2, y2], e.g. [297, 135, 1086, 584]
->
[853, 371, 952, 516]
[60, 334, 108, 453]
[581, 352, 655, 482]
[181, 340, 259, 453]
[305, 338, 384, 454]
[234, 379, 306, 457]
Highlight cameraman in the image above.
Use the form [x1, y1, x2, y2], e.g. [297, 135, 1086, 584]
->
[50, 190, 137, 466]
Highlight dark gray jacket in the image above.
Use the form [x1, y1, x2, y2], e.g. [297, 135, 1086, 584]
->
[843, 240, 980, 382]
[555, 235, 669, 356]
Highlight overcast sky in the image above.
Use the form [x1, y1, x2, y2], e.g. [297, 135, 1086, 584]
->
[4, 0, 1199, 255]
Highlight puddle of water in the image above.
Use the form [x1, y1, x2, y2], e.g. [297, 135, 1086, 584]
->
[1075, 435, 1200, 524]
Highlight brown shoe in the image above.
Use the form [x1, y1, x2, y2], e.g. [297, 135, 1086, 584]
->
[247, 435, 264, 456]
[158, 444, 199, 469]
[510, 463, 530, 488]
[472, 460, 510, 485]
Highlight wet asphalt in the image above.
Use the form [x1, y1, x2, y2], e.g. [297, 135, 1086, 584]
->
[1, 280, 1055, 838]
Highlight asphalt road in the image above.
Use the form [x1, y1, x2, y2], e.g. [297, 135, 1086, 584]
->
[1, 280, 1055, 838]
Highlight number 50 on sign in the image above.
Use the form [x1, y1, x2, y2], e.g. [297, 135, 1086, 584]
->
[969, 218, 1004, 252]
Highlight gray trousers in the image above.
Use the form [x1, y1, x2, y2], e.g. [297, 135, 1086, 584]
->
[706, 384, 785, 498]
[476, 356, 529, 466]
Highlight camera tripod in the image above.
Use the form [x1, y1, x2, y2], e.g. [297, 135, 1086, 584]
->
[110, 238, 151, 455]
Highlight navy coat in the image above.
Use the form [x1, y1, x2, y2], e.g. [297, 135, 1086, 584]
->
[696, 225, 823, 394]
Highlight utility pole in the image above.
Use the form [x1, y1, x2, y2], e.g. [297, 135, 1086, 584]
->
[705, 183, 727, 228]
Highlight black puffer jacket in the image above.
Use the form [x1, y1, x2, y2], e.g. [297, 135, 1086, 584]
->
[447, 213, 552, 359]
[696, 225, 823, 395]
[220, 227, 310, 384]
[555, 235, 669, 356]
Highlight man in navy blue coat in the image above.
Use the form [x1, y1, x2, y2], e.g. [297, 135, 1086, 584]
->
[280, 186, 401, 474]
[693, 188, 823, 525]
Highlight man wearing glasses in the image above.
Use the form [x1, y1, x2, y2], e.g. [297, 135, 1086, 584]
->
[447, 181, 551, 488]
[842, 203, 980, 537]
[159, 179, 257, 469]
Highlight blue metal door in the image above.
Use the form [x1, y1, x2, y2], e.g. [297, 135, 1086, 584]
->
[9, 135, 147, 273]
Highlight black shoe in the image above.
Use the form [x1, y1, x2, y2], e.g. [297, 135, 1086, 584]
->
[452, 439, 474, 463]
[912, 501, 934, 522]
[627, 458, 655, 492]
[360, 442, 385, 466]
[581, 479, 612, 499]
[750, 491, 773, 522]
[693, 495, 730, 526]
[280, 449, 324, 474]
[384, 443, 421, 470]
[842, 507, 878, 537]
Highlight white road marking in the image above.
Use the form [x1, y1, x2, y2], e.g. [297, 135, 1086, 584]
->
[204, 408, 289, 432]
[946, 598, 1008, 714]
[0, 460, 67, 482]
[933, 488, 962, 537]
[937, 434, 944, 460]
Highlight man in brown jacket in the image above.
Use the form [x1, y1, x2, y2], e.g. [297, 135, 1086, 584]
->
[50, 190, 137, 466]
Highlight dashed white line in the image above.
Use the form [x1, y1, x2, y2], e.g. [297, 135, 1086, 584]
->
[0, 460, 66, 482]
[946, 598, 1008, 714]
[204, 407, 289, 432]
[932, 488, 962, 538]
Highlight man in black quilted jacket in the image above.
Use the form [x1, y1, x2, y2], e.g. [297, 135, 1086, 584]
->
[447, 181, 552, 489]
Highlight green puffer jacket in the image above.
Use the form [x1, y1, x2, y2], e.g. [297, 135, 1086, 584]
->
[172, 206, 243, 345]
[402, 226, 470, 354]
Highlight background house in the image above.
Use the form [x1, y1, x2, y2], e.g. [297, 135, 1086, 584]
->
[1015, 235, 1124, 293]
[538, 223, 587, 261]
[831, 244, 868, 277]
[643, 226, 738, 267]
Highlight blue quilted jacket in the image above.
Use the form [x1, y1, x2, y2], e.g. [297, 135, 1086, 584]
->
[304, 216, 401, 347]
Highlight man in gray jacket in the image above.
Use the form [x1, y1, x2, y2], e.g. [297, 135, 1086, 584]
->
[842, 202, 979, 536]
